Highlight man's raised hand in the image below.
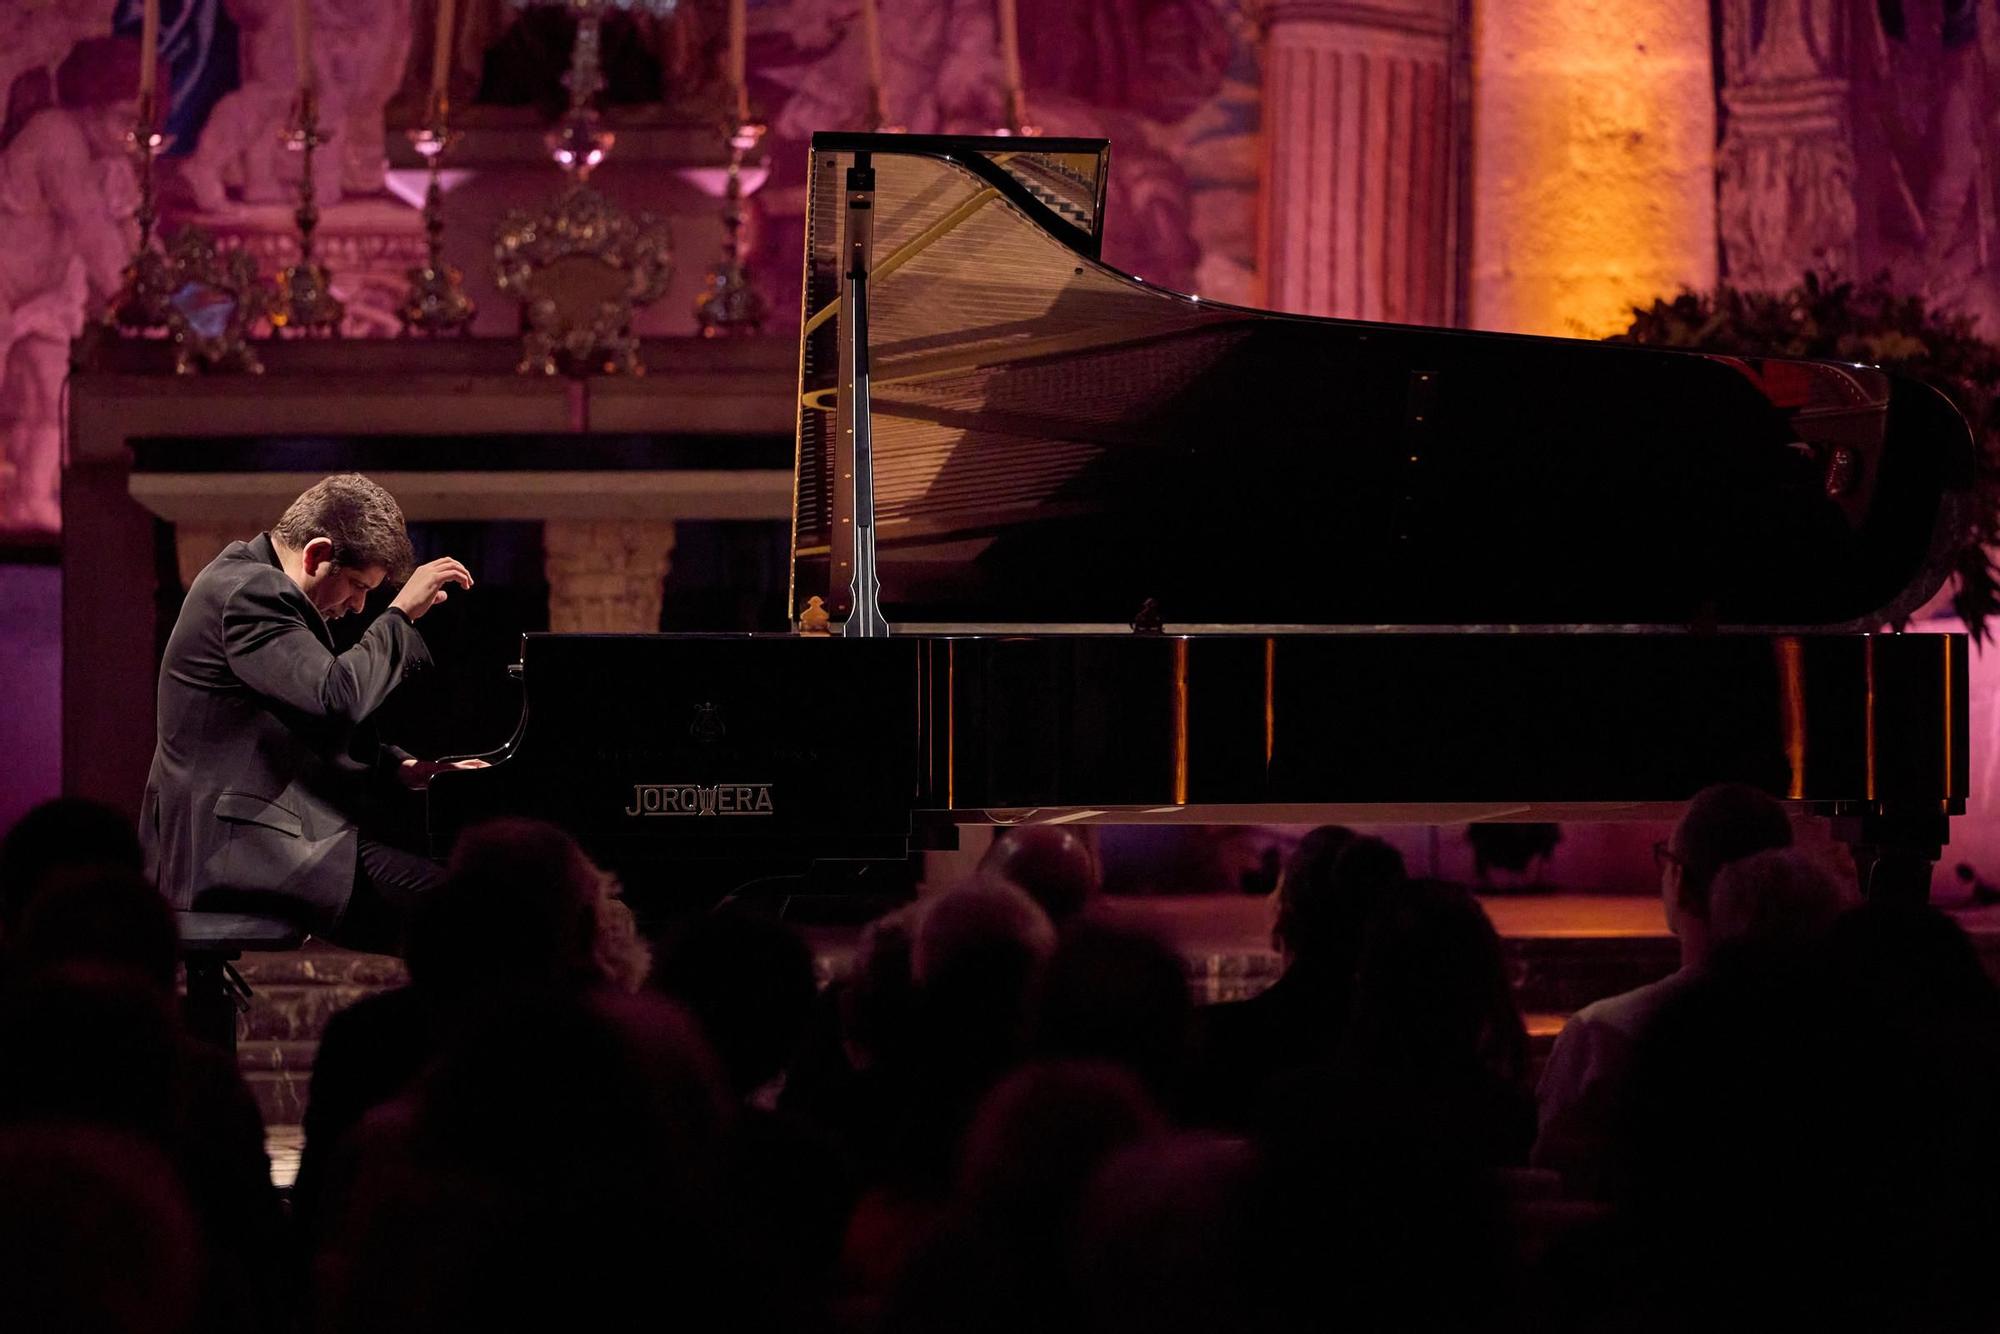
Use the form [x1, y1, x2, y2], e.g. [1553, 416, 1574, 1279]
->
[390, 557, 474, 621]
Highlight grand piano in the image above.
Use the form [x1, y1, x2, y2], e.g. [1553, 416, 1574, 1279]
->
[430, 133, 1974, 906]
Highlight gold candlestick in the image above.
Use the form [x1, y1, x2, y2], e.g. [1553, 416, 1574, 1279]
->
[110, 90, 174, 331]
[399, 95, 476, 336]
[270, 87, 345, 334]
[693, 120, 769, 338]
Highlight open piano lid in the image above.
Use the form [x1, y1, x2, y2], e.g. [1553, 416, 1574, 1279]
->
[793, 133, 1974, 634]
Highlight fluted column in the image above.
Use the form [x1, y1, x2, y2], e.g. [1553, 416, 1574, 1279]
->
[542, 521, 677, 633]
[174, 525, 252, 589]
[1259, 0, 1460, 325]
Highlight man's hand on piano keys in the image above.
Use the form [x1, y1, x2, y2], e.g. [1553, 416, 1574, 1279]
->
[397, 757, 491, 790]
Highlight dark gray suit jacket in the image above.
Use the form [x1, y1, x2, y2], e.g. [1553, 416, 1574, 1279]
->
[141, 533, 432, 933]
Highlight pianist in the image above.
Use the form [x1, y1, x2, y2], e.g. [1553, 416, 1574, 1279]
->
[140, 474, 477, 953]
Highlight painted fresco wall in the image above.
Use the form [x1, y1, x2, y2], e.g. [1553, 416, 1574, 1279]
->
[750, 0, 1265, 310]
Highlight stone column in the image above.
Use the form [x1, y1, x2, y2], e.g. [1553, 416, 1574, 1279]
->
[174, 525, 254, 589]
[542, 520, 677, 633]
[1259, 0, 1460, 325]
[1471, 0, 1717, 336]
[1714, 0, 1857, 290]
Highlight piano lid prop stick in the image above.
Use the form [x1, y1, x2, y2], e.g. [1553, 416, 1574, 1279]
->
[840, 155, 887, 637]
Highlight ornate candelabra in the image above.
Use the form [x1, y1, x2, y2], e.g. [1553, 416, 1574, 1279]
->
[693, 120, 769, 337]
[110, 90, 174, 332]
[269, 87, 346, 335]
[492, 0, 677, 375]
[399, 95, 477, 336]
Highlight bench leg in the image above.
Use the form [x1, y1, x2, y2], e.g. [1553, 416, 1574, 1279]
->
[183, 954, 244, 1055]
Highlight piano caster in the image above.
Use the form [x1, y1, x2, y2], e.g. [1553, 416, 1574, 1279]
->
[1830, 807, 1951, 906]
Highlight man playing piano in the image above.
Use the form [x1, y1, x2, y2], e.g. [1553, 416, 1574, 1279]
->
[141, 474, 477, 953]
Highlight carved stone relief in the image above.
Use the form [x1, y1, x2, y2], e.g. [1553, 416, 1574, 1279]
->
[1716, 0, 1858, 289]
[0, 40, 140, 533]
[178, 0, 412, 212]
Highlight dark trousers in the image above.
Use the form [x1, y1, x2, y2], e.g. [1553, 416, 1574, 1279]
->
[324, 836, 447, 955]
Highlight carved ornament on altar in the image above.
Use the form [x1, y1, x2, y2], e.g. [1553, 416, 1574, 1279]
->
[492, 184, 673, 374]
[154, 225, 271, 373]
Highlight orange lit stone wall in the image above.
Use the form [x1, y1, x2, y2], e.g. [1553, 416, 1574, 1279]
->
[1469, 0, 1716, 336]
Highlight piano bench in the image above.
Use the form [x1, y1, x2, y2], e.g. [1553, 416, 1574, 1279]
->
[176, 911, 306, 1056]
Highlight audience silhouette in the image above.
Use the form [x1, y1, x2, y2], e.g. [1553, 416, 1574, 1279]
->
[1534, 783, 1798, 1192]
[1189, 829, 1405, 1128]
[3, 791, 1996, 1334]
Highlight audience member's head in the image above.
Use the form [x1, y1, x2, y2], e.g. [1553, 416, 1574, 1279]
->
[957, 1060, 1161, 1232]
[1072, 1134, 1267, 1334]
[0, 798, 145, 940]
[1346, 878, 1527, 1091]
[1663, 783, 1792, 951]
[1621, 903, 2000, 1328]
[1271, 830, 1404, 975]
[839, 904, 918, 1074]
[910, 882, 1058, 1078]
[978, 827, 1100, 922]
[8, 868, 178, 994]
[1821, 899, 2000, 1038]
[413, 818, 649, 1001]
[322, 990, 741, 1332]
[655, 906, 818, 1099]
[0, 975, 181, 1141]
[885, 1062, 1163, 1334]
[1708, 847, 1853, 959]
[1031, 920, 1192, 1104]
[0, 1126, 202, 1334]
[911, 881, 1058, 994]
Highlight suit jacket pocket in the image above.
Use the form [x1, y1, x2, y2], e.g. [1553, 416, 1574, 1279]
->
[213, 790, 305, 838]
[203, 791, 308, 897]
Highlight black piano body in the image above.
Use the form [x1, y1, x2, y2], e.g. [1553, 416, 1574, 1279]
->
[430, 134, 1976, 907]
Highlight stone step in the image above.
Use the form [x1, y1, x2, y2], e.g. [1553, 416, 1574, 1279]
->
[235, 947, 405, 989]
[245, 1066, 310, 1126]
[235, 1039, 320, 1073]
[228, 948, 405, 1124]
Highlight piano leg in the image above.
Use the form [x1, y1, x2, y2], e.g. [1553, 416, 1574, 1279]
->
[1831, 807, 1952, 906]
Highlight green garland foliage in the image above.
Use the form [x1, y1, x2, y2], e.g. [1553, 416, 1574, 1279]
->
[1613, 271, 2000, 642]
